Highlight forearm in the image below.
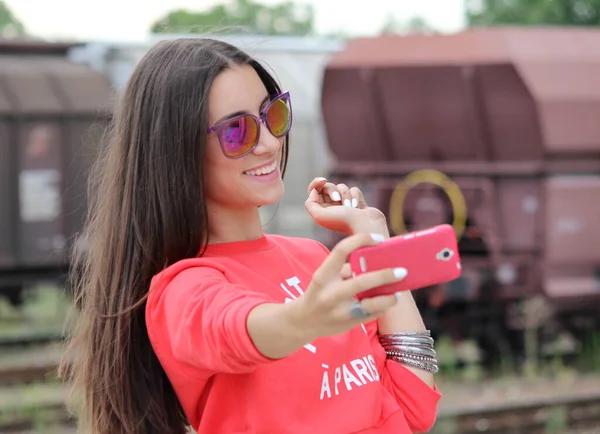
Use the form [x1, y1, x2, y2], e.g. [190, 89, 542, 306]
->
[350, 216, 435, 388]
[246, 301, 312, 360]
[378, 292, 435, 387]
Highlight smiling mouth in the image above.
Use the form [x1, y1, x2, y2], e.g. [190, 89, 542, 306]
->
[244, 160, 278, 176]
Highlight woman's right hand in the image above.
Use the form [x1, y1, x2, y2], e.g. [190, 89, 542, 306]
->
[287, 233, 407, 342]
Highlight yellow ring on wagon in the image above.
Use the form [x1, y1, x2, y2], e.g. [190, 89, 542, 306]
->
[388, 169, 467, 238]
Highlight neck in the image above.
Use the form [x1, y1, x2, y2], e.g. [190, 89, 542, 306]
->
[207, 203, 264, 244]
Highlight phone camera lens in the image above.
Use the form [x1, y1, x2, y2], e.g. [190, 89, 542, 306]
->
[436, 248, 454, 261]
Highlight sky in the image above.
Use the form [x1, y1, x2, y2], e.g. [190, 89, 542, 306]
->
[5, 0, 466, 42]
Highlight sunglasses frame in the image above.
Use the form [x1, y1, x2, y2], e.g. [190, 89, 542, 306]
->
[207, 91, 293, 159]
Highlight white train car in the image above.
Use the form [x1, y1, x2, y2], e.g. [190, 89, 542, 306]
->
[69, 34, 344, 240]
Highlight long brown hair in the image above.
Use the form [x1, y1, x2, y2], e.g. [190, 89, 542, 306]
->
[58, 38, 290, 434]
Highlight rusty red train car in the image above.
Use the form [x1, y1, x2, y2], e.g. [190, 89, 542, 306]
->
[321, 27, 600, 364]
[0, 39, 113, 306]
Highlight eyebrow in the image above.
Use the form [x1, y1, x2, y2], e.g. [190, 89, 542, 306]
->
[213, 94, 271, 125]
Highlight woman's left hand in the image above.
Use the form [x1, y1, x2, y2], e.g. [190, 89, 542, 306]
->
[304, 177, 388, 235]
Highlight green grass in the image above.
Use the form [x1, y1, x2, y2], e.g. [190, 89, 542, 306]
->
[0, 285, 72, 337]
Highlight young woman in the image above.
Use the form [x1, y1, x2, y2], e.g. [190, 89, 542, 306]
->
[60, 37, 441, 434]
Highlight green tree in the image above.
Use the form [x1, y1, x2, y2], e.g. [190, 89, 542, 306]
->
[0, 0, 26, 37]
[380, 15, 404, 34]
[466, 0, 600, 27]
[151, 0, 315, 36]
[380, 15, 436, 34]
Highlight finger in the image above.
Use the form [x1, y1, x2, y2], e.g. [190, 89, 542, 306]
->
[304, 193, 341, 221]
[313, 233, 386, 284]
[307, 186, 322, 203]
[351, 294, 398, 318]
[349, 186, 368, 209]
[340, 263, 353, 280]
[304, 190, 322, 216]
[307, 177, 328, 196]
[336, 183, 352, 208]
[336, 266, 408, 300]
[305, 187, 337, 216]
[321, 182, 341, 203]
[333, 295, 397, 325]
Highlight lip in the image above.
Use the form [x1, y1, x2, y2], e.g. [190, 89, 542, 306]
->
[244, 159, 276, 173]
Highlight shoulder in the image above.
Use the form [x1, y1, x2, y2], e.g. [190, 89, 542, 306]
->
[148, 257, 225, 298]
[144, 260, 223, 360]
[144, 258, 273, 378]
[145, 258, 268, 342]
[146, 256, 251, 309]
[145, 256, 258, 329]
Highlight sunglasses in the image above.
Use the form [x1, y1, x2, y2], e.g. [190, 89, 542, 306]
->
[207, 91, 292, 159]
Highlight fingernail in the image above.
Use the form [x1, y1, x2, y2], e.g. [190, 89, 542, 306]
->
[315, 177, 326, 182]
[371, 233, 385, 243]
[332, 192, 341, 201]
[351, 198, 358, 208]
[344, 199, 351, 207]
[395, 292, 403, 302]
[393, 268, 408, 280]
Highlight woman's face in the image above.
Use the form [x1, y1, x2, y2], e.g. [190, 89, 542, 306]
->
[204, 64, 287, 211]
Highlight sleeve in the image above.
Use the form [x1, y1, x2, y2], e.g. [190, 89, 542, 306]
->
[147, 265, 276, 374]
[367, 321, 442, 433]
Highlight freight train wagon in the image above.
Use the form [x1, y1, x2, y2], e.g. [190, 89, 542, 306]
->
[321, 27, 600, 364]
[0, 39, 114, 307]
[0, 34, 341, 308]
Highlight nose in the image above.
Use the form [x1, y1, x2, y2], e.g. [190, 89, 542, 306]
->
[253, 122, 282, 155]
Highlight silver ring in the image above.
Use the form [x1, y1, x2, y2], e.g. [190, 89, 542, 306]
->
[349, 301, 370, 320]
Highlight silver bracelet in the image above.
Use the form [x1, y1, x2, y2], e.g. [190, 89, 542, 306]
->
[381, 330, 431, 337]
[379, 331, 435, 352]
[390, 354, 439, 373]
[385, 349, 436, 362]
[379, 335, 435, 347]
[385, 351, 437, 364]
[388, 355, 439, 374]
[385, 345, 436, 358]
[379, 331, 439, 374]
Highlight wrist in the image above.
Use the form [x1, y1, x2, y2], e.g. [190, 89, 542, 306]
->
[281, 299, 318, 346]
[350, 209, 390, 237]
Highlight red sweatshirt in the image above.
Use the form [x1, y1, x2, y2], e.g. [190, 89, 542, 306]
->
[146, 234, 441, 434]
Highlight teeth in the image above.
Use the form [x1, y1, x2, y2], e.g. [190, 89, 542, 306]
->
[245, 161, 277, 176]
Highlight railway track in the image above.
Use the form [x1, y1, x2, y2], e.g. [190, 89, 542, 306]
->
[2, 338, 600, 433]
[436, 391, 600, 433]
[2, 387, 599, 434]
[0, 332, 64, 349]
[0, 342, 71, 434]
[0, 405, 73, 434]
[0, 358, 59, 386]
[0, 342, 64, 385]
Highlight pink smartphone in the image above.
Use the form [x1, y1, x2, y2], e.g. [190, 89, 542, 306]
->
[348, 224, 462, 300]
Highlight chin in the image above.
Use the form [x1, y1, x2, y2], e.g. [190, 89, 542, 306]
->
[249, 181, 284, 207]
[259, 184, 285, 206]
